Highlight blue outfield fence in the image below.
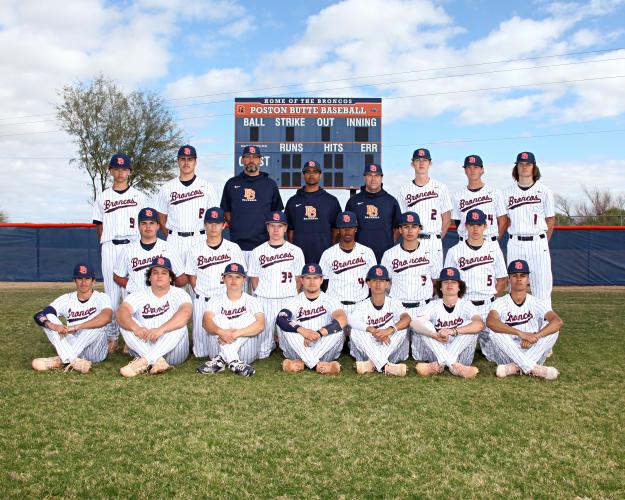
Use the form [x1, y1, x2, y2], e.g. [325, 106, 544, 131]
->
[0, 224, 624, 285]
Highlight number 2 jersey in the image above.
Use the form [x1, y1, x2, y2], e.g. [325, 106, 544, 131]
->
[398, 178, 452, 235]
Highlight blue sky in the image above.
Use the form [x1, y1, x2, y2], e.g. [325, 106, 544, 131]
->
[1, 0, 625, 221]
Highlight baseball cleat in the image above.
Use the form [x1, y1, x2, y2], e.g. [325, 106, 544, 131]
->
[495, 363, 521, 378]
[196, 356, 226, 374]
[449, 363, 479, 379]
[120, 357, 149, 378]
[65, 357, 92, 374]
[355, 360, 376, 374]
[384, 363, 407, 377]
[228, 360, 256, 377]
[530, 365, 559, 380]
[282, 359, 305, 373]
[32, 356, 63, 371]
[149, 357, 171, 375]
[315, 361, 341, 374]
[107, 338, 119, 354]
[415, 362, 444, 377]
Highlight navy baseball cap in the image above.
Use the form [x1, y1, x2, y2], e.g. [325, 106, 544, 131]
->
[204, 207, 225, 223]
[178, 145, 197, 158]
[398, 211, 422, 227]
[516, 151, 536, 164]
[149, 256, 172, 271]
[301, 264, 323, 277]
[336, 211, 358, 228]
[465, 208, 487, 225]
[412, 148, 431, 160]
[73, 263, 95, 279]
[302, 160, 321, 172]
[366, 265, 390, 281]
[363, 163, 383, 175]
[223, 262, 246, 277]
[463, 155, 483, 167]
[266, 211, 287, 225]
[508, 259, 530, 274]
[242, 145, 262, 157]
[439, 267, 462, 282]
[138, 207, 159, 222]
[109, 153, 131, 169]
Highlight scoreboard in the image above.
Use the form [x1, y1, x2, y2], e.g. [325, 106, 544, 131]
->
[234, 97, 382, 189]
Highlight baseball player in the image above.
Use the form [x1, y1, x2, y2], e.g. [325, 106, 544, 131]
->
[155, 145, 218, 267]
[381, 212, 441, 321]
[186, 207, 245, 358]
[503, 152, 555, 308]
[398, 148, 452, 272]
[345, 163, 401, 263]
[248, 211, 305, 358]
[285, 159, 341, 264]
[444, 208, 507, 358]
[349, 265, 411, 376]
[276, 264, 347, 374]
[410, 267, 484, 378]
[116, 257, 192, 377]
[92, 153, 145, 353]
[451, 155, 507, 241]
[221, 145, 283, 263]
[197, 263, 264, 377]
[486, 259, 562, 380]
[319, 211, 377, 316]
[113, 207, 186, 295]
[31, 263, 112, 374]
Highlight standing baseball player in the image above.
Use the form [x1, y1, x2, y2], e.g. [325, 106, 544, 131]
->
[410, 267, 484, 378]
[444, 208, 507, 358]
[398, 148, 452, 272]
[92, 153, 145, 353]
[276, 264, 347, 374]
[349, 265, 411, 376]
[116, 257, 192, 377]
[31, 263, 112, 374]
[221, 145, 283, 263]
[451, 155, 507, 242]
[248, 211, 305, 358]
[503, 152, 555, 308]
[345, 163, 401, 263]
[196, 263, 264, 377]
[186, 207, 245, 358]
[486, 259, 562, 380]
[113, 207, 187, 295]
[285, 159, 341, 264]
[155, 145, 218, 268]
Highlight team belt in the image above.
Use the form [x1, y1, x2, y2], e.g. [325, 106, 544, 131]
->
[418, 234, 442, 240]
[513, 234, 546, 241]
[195, 294, 210, 302]
[402, 298, 431, 308]
[471, 297, 495, 306]
[112, 239, 130, 245]
[177, 230, 206, 237]
[341, 301, 357, 306]
[459, 236, 497, 242]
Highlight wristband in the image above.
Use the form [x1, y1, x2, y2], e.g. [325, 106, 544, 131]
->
[390, 325, 398, 334]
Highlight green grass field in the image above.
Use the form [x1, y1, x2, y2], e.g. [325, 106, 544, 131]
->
[1, 287, 624, 498]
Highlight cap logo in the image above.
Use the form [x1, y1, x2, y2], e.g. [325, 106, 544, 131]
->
[407, 214, 414, 222]
[249, 146, 256, 153]
[370, 164, 377, 172]
[157, 258, 165, 265]
[146, 209, 153, 217]
[343, 214, 350, 223]
[117, 157, 124, 166]
[472, 212, 479, 220]
[211, 210, 218, 218]
[273, 213, 280, 221]
[515, 261, 523, 270]
[308, 265, 316, 273]
[521, 152, 528, 160]
[231, 264, 238, 271]
[418, 149, 425, 156]
[469, 156, 475, 163]
[184, 147, 191, 156]
[375, 268, 383, 276]
[446, 268, 454, 276]
[79, 266, 87, 274]
[308, 161, 315, 167]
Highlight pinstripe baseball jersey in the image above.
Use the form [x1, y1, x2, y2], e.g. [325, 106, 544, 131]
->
[248, 241, 305, 298]
[92, 187, 145, 243]
[185, 239, 245, 297]
[381, 243, 440, 302]
[155, 176, 218, 233]
[452, 185, 506, 239]
[319, 243, 377, 302]
[398, 178, 452, 234]
[47, 291, 112, 326]
[122, 286, 192, 329]
[503, 181, 555, 235]
[349, 296, 406, 330]
[420, 298, 479, 333]
[283, 292, 342, 331]
[113, 240, 185, 294]
[489, 294, 550, 335]
[205, 293, 263, 331]
[444, 240, 507, 301]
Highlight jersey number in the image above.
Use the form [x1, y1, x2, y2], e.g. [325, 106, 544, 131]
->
[486, 274, 493, 286]
[358, 277, 365, 287]
[431, 209, 437, 221]
[421, 276, 427, 285]
[129, 217, 135, 229]
[533, 213, 538, 225]
[199, 208, 205, 220]
[281, 272, 293, 283]
[488, 214, 494, 226]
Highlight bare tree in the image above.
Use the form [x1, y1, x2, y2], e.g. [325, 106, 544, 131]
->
[556, 188, 625, 225]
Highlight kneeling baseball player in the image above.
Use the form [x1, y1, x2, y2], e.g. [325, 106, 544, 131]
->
[116, 257, 192, 377]
[276, 264, 347, 374]
[32, 263, 112, 374]
[348, 265, 411, 376]
[486, 259, 563, 380]
[411, 267, 484, 379]
[197, 263, 264, 377]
